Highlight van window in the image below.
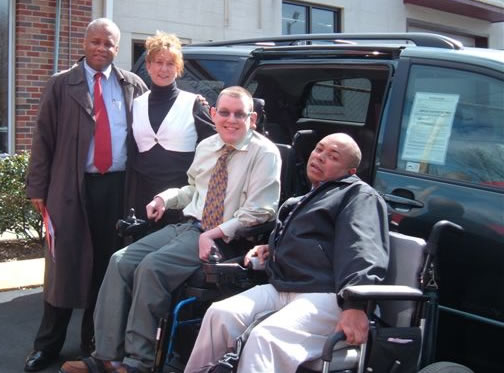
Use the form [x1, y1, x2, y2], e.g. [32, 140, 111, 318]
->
[302, 78, 371, 123]
[177, 59, 241, 106]
[397, 65, 504, 188]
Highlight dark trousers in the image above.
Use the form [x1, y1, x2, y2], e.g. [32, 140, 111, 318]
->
[33, 172, 125, 354]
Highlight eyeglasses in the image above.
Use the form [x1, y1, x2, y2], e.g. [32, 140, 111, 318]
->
[216, 110, 252, 121]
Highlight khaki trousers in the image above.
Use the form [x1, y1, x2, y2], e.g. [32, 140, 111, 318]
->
[184, 284, 341, 373]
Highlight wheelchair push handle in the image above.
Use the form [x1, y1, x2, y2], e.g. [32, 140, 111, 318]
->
[425, 220, 463, 256]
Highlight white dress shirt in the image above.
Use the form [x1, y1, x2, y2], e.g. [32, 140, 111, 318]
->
[157, 130, 282, 239]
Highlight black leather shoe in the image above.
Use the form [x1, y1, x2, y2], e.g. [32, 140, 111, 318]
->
[24, 350, 59, 372]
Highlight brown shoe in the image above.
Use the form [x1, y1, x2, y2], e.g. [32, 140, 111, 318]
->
[59, 357, 115, 373]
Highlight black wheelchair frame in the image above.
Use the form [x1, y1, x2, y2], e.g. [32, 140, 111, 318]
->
[116, 206, 469, 373]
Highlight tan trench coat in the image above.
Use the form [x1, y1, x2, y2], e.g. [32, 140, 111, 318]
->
[26, 61, 147, 308]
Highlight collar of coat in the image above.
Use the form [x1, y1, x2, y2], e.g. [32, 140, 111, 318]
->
[313, 174, 362, 191]
[66, 59, 136, 87]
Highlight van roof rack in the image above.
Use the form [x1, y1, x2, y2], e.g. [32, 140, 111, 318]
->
[190, 32, 463, 50]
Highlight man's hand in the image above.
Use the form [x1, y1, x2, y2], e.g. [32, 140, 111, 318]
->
[146, 196, 165, 222]
[199, 231, 216, 261]
[335, 309, 369, 345]
[31, 198, 45, 214]
[244, 244, 269, 267]
[198, 227, 225, 261]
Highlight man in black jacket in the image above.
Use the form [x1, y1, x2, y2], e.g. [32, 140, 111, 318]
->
[184, 133, 389, 373]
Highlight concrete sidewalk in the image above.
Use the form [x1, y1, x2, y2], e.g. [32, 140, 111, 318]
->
[0, 230, 45, 291]
[0, 258, 45, 291]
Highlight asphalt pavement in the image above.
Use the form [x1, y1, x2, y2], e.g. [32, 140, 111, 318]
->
[0, 287, 82, 373]
[0, 287, 184, 373]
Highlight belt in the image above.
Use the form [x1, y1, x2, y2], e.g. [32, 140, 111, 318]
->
[181, 216, 203, 231]
[85, 171, 125, 177]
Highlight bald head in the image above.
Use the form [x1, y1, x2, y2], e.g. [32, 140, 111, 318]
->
[306, 133, 362, 187]
[324, 133, 361, 169]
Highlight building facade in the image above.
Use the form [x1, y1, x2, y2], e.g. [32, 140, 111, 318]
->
[2, 0, 503, 153]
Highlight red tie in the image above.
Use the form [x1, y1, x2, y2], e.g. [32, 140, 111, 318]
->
[93, 72, 112, 174]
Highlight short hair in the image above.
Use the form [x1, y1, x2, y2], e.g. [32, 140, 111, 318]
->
[85, 18, 120, 44]
[216, 86, 254, 112]
[145, 31, 184, 76]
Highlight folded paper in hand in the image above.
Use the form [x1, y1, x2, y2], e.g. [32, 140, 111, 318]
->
[42, 207, 55, 262]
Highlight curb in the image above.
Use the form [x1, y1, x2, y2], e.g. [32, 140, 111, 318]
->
[0, 258, 44, 291]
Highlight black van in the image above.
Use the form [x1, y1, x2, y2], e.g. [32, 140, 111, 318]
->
[132, 33, 504, 371]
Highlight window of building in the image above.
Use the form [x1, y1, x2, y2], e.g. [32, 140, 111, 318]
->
[0, 1, 10, 154]
[282, 1, 340, 35]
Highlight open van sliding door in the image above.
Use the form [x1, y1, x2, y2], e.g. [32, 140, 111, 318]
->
[375, 56, 504, 371]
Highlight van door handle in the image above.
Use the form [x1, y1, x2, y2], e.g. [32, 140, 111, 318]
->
[382, 193, 424, 209]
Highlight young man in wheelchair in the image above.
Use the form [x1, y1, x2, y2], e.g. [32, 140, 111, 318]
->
[185, 133, 390, 373]
[60, 86, 282, 373]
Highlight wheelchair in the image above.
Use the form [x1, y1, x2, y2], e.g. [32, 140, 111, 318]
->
[115, 208, 275, 372]
[147, 219, 472, 373]
[297, 220, 470, 373]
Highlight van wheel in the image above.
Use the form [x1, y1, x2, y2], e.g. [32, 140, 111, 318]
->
[418, 362, 474, 373]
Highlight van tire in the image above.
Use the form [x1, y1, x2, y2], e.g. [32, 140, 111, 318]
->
[418, 362, 474, 373]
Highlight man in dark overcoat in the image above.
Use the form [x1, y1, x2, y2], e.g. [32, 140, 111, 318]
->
[24, 18, 148, 372]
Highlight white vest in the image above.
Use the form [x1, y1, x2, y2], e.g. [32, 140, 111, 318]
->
[132, 90, 198, 153]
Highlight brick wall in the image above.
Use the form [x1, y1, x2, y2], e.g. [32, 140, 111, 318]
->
[15, 0, 92, 152]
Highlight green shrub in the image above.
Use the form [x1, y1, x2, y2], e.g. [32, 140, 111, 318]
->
[0, 152, 43, 242]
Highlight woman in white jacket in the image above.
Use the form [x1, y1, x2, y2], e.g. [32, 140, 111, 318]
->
[129, 31, 215, 226]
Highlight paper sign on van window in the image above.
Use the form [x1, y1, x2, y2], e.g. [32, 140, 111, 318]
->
[401, 92, 459, 165]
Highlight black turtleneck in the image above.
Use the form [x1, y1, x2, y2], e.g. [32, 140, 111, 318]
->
[148, 81, 179, 133]
[131, 82, 215, 220]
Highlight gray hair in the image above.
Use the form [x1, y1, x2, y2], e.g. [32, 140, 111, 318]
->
[85, 18, 121, 43]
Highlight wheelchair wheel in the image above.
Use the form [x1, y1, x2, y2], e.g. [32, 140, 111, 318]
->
[418, 362, 474, 373]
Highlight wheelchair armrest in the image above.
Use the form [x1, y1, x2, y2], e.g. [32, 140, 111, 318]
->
[342, 285, 427, 302]
[322, 331, 346, 362]
[234, 221, 275, 239]
[202, 261, 250, 286]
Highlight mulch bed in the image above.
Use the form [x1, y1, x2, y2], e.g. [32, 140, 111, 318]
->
[0, 239, 45, 262]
